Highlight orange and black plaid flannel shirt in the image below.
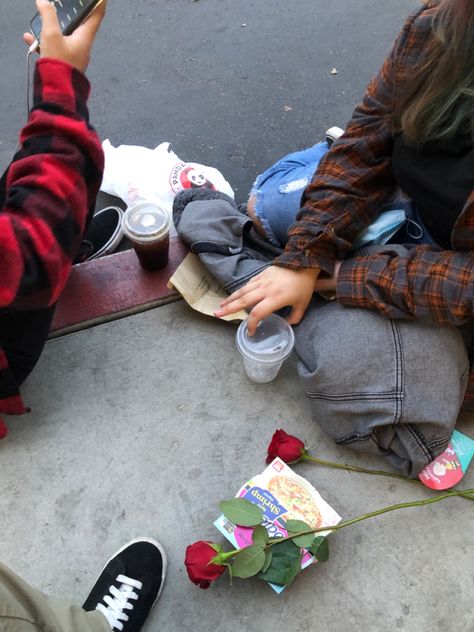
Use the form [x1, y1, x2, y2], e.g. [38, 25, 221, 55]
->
[275, 3, 474, 409]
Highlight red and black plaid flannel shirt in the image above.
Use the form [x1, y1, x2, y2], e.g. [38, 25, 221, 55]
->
[0, 59, 104, 435]
[276, 3, 474, 409]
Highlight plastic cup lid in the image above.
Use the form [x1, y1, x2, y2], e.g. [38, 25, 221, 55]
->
[236, 314, 295, 363]
[122, 202, 171, 242]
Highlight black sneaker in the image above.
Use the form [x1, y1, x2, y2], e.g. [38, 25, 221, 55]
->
[74, 206, 124, 264]
[83, 538, 167, 632]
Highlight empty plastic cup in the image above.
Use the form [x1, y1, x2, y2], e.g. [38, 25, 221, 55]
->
[236, 314, 295, 383]
[122, 202, 171, 271]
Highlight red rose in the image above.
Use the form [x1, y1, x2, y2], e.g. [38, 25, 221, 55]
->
[266, 429, 306, 464]
[185, 541, 227, 589]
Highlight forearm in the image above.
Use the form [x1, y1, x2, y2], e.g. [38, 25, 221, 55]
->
[336, 247, 474, 325]
[0, 58, 104, 310]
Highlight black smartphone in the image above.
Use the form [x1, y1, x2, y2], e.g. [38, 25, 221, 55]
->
[30, 0, 103, 41]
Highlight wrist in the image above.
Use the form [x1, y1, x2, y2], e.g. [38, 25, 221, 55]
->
[37, 56, 87, 76]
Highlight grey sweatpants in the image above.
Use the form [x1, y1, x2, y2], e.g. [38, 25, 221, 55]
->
[0, 562, 108, 632]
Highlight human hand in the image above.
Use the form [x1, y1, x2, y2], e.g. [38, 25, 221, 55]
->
[215, 265, 320, 335]
[23, 0, 106, 74]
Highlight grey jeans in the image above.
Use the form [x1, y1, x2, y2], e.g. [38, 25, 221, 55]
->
[294, 295, 470, 477]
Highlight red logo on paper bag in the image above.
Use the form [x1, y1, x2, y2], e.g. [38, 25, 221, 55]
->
[170, 163, 216, 193]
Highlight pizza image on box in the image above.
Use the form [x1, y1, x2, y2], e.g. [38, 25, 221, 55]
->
[267, 475, 323, 528]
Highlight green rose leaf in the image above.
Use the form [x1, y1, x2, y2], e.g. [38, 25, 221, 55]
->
[219, 498, 264, 527]
[262, 550, 272, 574]
[259, 540, 302, 587]
[286, 519, 312, 532]
[231, 545, 266, 579]
[252, 525, 268, 546]
[285, 519, 314, 548]
[291, 533, 316, 548]
[309, 536, 329, 562]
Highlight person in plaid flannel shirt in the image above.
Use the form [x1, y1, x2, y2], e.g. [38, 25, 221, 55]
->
[0, 0, 105, 438]
[217, 0, 474, 474]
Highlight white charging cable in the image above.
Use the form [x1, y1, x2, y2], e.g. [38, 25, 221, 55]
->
[26, 41, 39, 118]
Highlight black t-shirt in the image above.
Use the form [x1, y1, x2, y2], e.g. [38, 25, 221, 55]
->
[392, 132, 474, 249]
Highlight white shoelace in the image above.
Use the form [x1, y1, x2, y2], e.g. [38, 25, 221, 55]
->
[96, 574, 143, 631]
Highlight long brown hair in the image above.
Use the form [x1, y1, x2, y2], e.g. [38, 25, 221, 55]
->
[398, 0, 474, 146]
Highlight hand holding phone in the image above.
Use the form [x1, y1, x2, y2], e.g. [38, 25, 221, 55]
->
[30, 0, 104, 40]
[23, 0, 106, 73]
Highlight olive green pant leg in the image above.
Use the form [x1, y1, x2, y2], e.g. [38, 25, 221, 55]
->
[0, 562, 109, 632]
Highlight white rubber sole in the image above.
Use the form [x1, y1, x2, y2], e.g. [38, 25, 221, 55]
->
[325, 126, 345, 145]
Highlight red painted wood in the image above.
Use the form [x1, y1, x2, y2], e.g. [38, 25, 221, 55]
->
[51, 238, 188, 336]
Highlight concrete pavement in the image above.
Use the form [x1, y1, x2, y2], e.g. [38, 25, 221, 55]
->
[1, 301, 473, 631]
[1, 1, 473, 630]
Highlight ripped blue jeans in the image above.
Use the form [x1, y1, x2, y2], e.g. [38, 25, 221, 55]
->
[249, 142, 329, 247]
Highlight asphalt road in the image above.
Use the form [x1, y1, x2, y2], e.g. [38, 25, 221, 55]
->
[1, 0, 417, 201]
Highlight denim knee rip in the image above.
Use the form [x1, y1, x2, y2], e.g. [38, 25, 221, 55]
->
[248, 142, 330, 247]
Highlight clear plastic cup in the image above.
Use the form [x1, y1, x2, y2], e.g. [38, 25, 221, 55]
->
[236, 314, 295, 383]
[122, 202, 172, 271]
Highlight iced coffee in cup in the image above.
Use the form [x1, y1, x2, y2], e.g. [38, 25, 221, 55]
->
[236, 314, 295, 383]
[122, 202, 172, 271]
